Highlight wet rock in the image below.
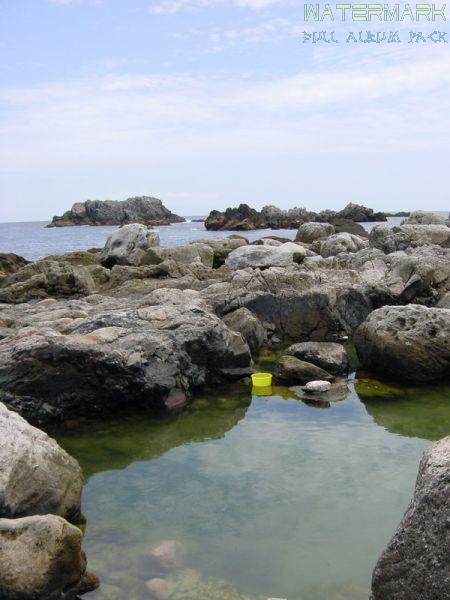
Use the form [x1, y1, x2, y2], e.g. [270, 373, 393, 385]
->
[222, 307, 267, 355]
[71, 570, 101, 596]
[371, 436, 450, 600]
[295, 222, 335, 244]
[355, 305, 450, 383]
[47, 196, 185, 227]
[303, 380, 332, 393]
[225, 243, 306, 269]
[0, 402, 83, 520]
[148, 540, 185, 571]
[0, 514, 88, 600]
[146, 577, 175, 599]
[320, 233, 368, 258]
[101, 223, 160, 267]
[274, 355, 333, 385]
[285, 341, 349, 375]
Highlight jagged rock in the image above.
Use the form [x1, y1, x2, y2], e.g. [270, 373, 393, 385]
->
[0, 253, 28, 283]
[47, 196, 185, 227]
[285, 341, 349, 375]
[320, 233, 368, 258]
[0, 260, 96, 304]
[0, 514, 94, 600]
[355, 305, 450, 383]
[189, 237, 248, 267]
[370, 224, 450, 254]
[295, 222, 335, 243]
[336, 202, 387, 222]
[101, 223, 160, 267]
[0, 402, 83, 521]
[401, 210, 448, 226]
[222, 307, 267, 355]
[0, 289, 252, 424]
[274, 355, 333, 385]
[371, 436, 450, 600]
[225, 243, 306, 269]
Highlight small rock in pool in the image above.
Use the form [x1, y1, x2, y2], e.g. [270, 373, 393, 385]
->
[303, 380, 332, 393]
[148, 540, 185, 571]
[146, 577, 174, 599]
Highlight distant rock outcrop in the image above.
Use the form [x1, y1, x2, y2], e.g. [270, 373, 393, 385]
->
[47, 196, 185, 227]
[204, 202, 387, 231]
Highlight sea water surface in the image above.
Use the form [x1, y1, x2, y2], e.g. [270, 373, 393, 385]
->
[53, 370, 450, 600]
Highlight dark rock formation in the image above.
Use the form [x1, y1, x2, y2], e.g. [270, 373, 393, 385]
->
[47, 196, 185, 227]
[355, 305, 450, 383]
[371, 436, 450, 600]
[204, 202, 387, 231]
[274, 355, 333, 385]
[285, 342, 349, 375]
[329, 217, 369, 238]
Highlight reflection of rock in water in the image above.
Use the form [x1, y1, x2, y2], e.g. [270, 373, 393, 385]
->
[53, 385, 251, 480]
[290, 380, 350, 408]
[301, 581, 369, 600]
[355, 374, 450, 441]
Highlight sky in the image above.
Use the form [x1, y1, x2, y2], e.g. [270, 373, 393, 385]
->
[0, 0, 449, 221]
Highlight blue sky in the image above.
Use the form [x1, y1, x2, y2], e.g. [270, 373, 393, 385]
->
[0, 0, 449, 221]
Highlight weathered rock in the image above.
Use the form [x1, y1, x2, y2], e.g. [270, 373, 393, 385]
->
[370, 224, 450, 254]
[0, 514, 90, 600]
[320, 233, 368, 258]
[0, 253, 28, 283]
[274, 355, 333, 385]
[0, 289, 252, 424]
[225, 243, 306, 269]
[0, 260, 96, 304]
[336, 202, 387, 222]
[295, 222, 335, 243]
[101, 223, 160, 267]
[285, 341, 349, 375]
[355, 305, 450, 383]
[189, 237, 248, 267]
[0, 402, 83, 520]
[222, 308, 267, 355]
[371, 436, 450, 600]
[303, 380, 332, 393]
[401, 210, 448, 226]
[329, 217, 369, 238]
[47, 196, 185, 227]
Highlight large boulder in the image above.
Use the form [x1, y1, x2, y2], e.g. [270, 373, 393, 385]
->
[295, 222, 334, 244]
[225, 243, 306, 269]
[101, 223, 160, 267]
[47, 196, 185, 227]
[329, 217, 369, 238]
[335, 202, 387, 222]
[222, 308, 266, 355]
[0, 253, 28, 284]
[355, 305, 450, 383]
[285, 341, 349, 375]
[370, 224, 450, 253]
[320, 233, 368, 258]
[401, 210, 448, 226]
[0, 403, 83, 521]
[0, 514, 95, 599]
[189, 237, 248, 267]
[274, 355, 333, 385]
[371, 436, 450, 600]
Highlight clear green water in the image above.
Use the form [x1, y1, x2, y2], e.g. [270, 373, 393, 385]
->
[54, 375, 450, 600]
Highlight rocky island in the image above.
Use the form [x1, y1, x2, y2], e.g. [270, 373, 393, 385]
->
[46, 196, 185, 227]
[0, 210, 448, 599]
[204, 202, 388, 231]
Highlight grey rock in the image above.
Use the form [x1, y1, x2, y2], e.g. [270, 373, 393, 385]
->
[371, 436, 450, 600]
[0, 402, 83, 520]
[274, 355, 333, 385]
[320, 233, 368, 258]
[222, 307, 267, 355]
[295, 222, 335, 244]
[303, 380, 332, 393]
[101, 223, 160, 267]
[0, 254, 28, 284]
[370, 224, 450, 253]
[47, 196, 185, 227]
[0, 514, 90, 600]
[401, 210, 448, 226]
[285, 341, 349, 375]
[355, 304, 450, 383]
[225, 243, 306, 269]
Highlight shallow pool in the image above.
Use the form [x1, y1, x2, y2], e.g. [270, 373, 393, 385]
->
[55, 376, 450, 600]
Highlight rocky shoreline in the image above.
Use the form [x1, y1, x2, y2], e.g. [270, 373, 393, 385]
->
[47, 196, 185, 228]
[0, 209, 449, 599]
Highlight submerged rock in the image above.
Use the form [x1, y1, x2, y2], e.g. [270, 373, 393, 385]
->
[47, 196, 185, 227]
[0, 402, 83, 521]
[0, 514, 93, 600]
[148, 540, 185, 572]
[355, 305, 450, 383]
[101, 223, 160, 267]
[371, 436, 450, 600]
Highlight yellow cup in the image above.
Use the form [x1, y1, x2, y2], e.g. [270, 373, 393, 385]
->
[251, 372, 273, 387]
